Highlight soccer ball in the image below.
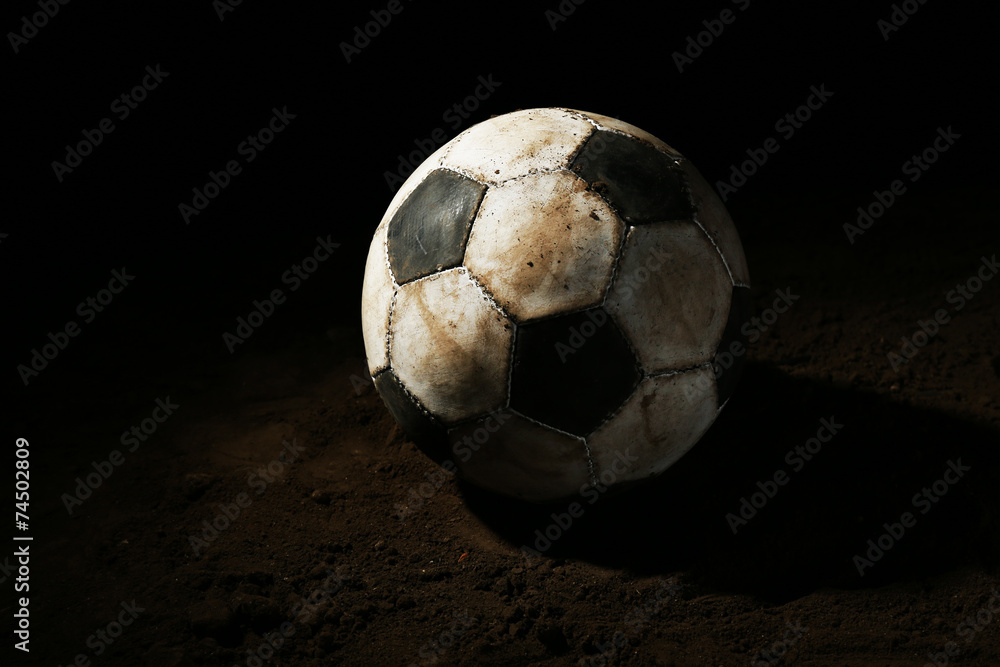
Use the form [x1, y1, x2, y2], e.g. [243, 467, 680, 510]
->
[362, 107, 749, 503]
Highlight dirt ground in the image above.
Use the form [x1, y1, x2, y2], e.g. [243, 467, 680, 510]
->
[6, 2, 999, 666]
[12, 183, 999, 666]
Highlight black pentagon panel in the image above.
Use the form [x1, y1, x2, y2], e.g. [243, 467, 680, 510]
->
[387, 169, 486, 284]
[373, 371, 450, 464]
[570, 130, 692, 224]
[511, 308, 640, 437]
[713, 285, 752, 405]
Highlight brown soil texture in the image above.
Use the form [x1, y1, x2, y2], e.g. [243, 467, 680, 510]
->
[15, 187, 1000, 666]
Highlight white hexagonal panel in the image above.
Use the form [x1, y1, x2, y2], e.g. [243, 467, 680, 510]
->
[443, 108, 594, 185]
[570, 109, 684, 159]
[587, 368, 718, 484]
[449, 411, 592, 503]
[681, 160, 750, 286]
[390, 268, 512, 424]
[465, 171, 623, 322]
[605, 221, 731, 373]
[361, 222, 393, 375]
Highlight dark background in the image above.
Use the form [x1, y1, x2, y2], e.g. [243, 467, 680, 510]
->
[4, 0, 995, 348]
[4, 0, 999, 665]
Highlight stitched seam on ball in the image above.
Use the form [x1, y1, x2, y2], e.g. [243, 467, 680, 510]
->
[496, 165, 577, 187]
[559, 108, 598, 126]
[445, 111, 599, 186]
[567, 110, 683, 164]
[385, 160, 442, 224]
[644, 362, 713, 379]
[439, 123, 480, 166]
[586, 186, 628, 238]
[614, 324, 644, 385]
[438, 164, 488, 187]
[389, 367, 445, 423]
[509, 409, 584, 441]
[599, 230, 645, 375]
[459, 185, 489, 268]
[600, 218, 632, 310]
[395, 266, 466, 288]
[581, 437, 598, 488]
[393, 266, 459, 291]
[509, 409, 594, 484]
[586, 362, 712, 440]
[565, 121, 598, 166]
[382, 227, 398, 374]
[457, 268, 517, 410]
[679, 158, 740, 287]
[504, 321, 517, 411]
[593, 309, 642, 383]
[585, 371, 643, 438]
[445, 402, 518, 431]
[461, 267, 512, 321]
[690, 214, 737, 288]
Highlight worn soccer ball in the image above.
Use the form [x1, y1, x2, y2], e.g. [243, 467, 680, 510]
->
[362, 107, 749, 503]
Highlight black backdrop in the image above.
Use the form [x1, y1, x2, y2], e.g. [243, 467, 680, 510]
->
[4, 0, 998, 528]
[5, 0, 995, 355]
